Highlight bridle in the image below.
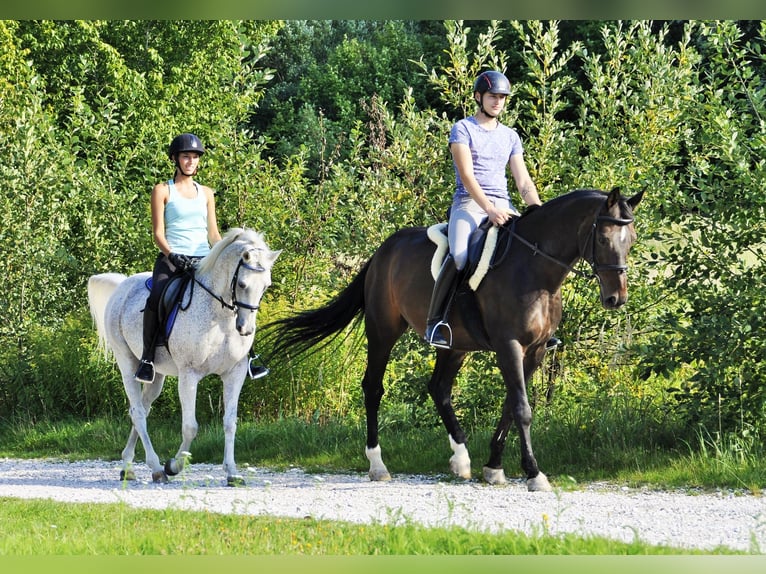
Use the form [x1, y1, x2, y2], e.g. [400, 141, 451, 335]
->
[191, 254, 265, 313]
[505, 205, 635, 281]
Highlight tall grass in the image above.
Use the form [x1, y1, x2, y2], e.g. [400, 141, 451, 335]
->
[0, 497, 732, 554]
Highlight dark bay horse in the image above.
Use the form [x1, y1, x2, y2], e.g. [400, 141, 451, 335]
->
[267, 188, 643, 491]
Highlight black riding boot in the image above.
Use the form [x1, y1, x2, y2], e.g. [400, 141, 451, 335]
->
[248, 350, 269, 380]
[424, 255, 459, 349]
[135, 308, 159, 384]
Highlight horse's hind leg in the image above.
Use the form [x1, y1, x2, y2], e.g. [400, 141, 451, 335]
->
[427, 350, 470, 479]
[362, 321, 405, 482]
[363, 352, 394, 481]
[165, 373, 201, 478]
[121, 371, 167, 482]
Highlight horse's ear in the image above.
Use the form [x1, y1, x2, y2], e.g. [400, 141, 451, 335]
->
[606, 186, 621, 208]
[627, 189, 645, 210]
[267, 249, 282, 264]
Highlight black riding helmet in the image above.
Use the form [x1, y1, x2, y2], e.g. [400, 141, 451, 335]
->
[168, 133, 206, 159]
[473, 71, 511, 95]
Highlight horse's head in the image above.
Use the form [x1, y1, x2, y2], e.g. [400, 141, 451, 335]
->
[232, 241, 282, 335]
[584, 187, 643, 309]
[198, 228, 282, 336]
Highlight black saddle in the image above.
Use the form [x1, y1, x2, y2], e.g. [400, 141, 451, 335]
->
[145, 272, 194, 346]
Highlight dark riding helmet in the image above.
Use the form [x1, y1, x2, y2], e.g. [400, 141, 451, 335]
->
[473, 71, 511, 95]
[168, 133, 206, 159]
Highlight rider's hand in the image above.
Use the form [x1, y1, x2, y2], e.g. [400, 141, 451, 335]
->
[487, 205, 518, 226]
[168, 252, 194, 271]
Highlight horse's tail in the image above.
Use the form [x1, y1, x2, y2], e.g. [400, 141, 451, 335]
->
[264, 260, 370, 361]
[87, 272, 127, 359]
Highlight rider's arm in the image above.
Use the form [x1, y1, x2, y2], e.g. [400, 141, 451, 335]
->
[204, 186, 222, 246]
[150, 182, 173, 256]
[509, 153, 543, 207]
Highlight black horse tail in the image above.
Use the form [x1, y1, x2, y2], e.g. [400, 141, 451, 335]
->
[262, 259, 370, 361]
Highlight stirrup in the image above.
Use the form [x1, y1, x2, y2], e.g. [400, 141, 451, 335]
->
[545, 337, 563, 351]
[248, 356, 269, 380]
[425, 320, 452, 349]
[135, 360, 155, 384]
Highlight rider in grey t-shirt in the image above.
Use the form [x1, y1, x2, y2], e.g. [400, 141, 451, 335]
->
[424, 71, 545, 349]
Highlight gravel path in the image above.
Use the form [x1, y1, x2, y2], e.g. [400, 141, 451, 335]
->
[1, 457, 764, 553]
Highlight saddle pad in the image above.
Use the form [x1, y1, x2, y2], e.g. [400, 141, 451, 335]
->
[427, 223, 499, 291]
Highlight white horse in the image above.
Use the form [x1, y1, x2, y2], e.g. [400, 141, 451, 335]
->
[88, 228, 281, 485]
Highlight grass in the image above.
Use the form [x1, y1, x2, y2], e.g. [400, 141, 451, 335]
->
[0, 497, 733, 555]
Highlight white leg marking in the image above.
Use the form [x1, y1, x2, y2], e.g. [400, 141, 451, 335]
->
[448, 435, 472, 479]
[482, 466, 507, 485]
[365, 445, 392, 481]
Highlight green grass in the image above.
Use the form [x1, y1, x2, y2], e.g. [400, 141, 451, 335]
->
[0, 497, 731, 555]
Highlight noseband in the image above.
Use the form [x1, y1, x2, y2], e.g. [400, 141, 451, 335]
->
[582, 214, 635, 276]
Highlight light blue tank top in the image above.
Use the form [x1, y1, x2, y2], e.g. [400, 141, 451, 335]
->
[164, 179, 210, 257]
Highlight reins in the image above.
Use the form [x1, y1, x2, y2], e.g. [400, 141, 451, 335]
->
[190, 257, 264, 312]
[500, 202, 635, 281]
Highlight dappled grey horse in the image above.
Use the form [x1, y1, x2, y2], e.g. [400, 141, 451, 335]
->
[88, 228, 280, 485]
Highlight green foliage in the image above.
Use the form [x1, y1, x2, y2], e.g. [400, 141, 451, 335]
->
[1, 20, 765, 462]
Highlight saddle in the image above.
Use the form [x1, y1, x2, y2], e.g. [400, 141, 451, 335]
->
[144, 272, 194, 346]
[427, 218, 513, 291]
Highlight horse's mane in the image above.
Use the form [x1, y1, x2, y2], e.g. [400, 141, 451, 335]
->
[196, 227, 266, 275]
[519, 188, 634, 220]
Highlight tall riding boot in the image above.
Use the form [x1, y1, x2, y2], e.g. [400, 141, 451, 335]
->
[135, 308, 159, 384]
[424, 255, 459, 349]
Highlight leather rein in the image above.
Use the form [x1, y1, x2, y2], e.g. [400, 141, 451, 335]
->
[499, 208, 635, 281]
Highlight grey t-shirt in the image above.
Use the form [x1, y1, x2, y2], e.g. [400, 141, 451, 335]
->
[449, 116, 524, 201]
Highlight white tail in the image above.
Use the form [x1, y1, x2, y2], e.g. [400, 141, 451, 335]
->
[87, 272, 127, 359]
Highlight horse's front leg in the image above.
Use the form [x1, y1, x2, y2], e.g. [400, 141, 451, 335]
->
[427, 350, 471, 479]
[487, 341, 552, 491]
[220, 360, 248, 486]
[164, 372, 201, 478]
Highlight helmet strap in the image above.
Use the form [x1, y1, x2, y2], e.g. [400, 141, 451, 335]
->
[476, 94, 499, 120]
[173, 156, 198, 178]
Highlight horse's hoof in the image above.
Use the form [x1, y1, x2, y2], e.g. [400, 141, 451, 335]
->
[449, 459, 472, 480]
[119, 469, 136, 481]
[164, 459, 181, 476]
[482, 466, 507, 485]
[365, 445, 391, 481]
[152, 470, 169, 484]
[368, 469, 392, 481]
[227, 475, 246, 487]
[527, 471, 553, 492]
